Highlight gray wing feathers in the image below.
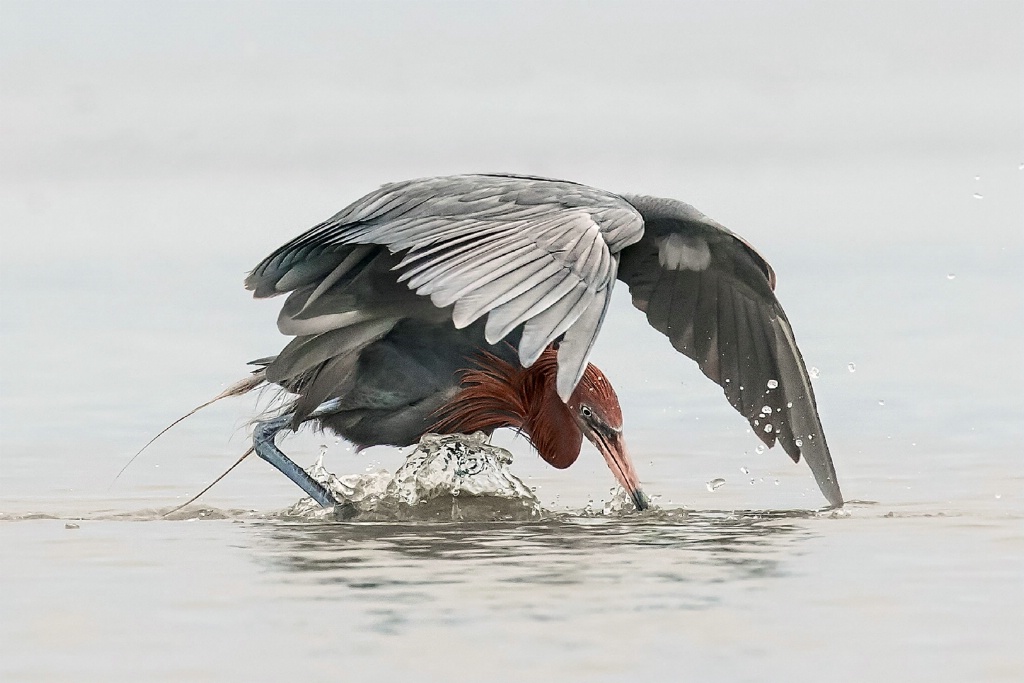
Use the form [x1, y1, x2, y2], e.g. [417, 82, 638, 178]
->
[247, 175, 645, 398]
[556, 281, 615, 400]
[266, 318, 398, 386]
[461, 259, 562, 331]
[519, 281, 594, 365]
[297, 245, 376, 314]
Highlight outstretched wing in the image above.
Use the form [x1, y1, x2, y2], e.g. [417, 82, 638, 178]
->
[618, 195, 842, 507]
[246, 174, 646, 400]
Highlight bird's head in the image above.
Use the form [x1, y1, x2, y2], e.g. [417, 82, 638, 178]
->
[433, 347, 648, 511]
[566, 366, 648, 511]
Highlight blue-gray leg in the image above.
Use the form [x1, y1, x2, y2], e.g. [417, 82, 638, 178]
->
[253, 413, 338, 508]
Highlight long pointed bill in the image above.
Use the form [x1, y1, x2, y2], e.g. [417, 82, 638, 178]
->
[592, 431, 648, 511]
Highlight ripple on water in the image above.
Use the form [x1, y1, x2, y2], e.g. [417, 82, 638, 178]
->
[0, 435, 843, 525]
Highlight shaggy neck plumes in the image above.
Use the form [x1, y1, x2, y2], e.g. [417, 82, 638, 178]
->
[431, 348, 583, 469]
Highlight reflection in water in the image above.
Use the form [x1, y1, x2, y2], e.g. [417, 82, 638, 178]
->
[260, 510, 815, 567]
[241, 431, 817, 626]
[247, 508, 816, 630]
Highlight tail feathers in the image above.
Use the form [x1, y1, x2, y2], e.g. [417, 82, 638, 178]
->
[112, 370, 267, 485]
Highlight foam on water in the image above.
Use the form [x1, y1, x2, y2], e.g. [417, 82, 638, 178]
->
[284, 433, 548, 522]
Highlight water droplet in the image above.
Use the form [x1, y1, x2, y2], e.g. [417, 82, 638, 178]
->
[972, 192, 983, 199]
[795, 438, 803, 447]
[761, 405, 773, 414]
[973, 175, 981, 181]
[786, 402, 793, 408]
[706, 478, 726, 492]
[764, 424, 773, 433]
[755, 444, 765, 455]
[946, 273, 956, 280]
[1019, 162, 1023, 170]
[809, 367, 820, 378]
[773, 479, 780, 486]
[767, 379, 779, 389]
[878, 399, 885, 406]
[740, 467, 749, 474]
[847, 362, 856, 373]
[995, 493, 1002, 499]
[65, 523, 80, 530]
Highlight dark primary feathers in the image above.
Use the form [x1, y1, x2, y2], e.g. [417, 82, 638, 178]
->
[246, 174, 843, 507]
[618, 195, 839, 504]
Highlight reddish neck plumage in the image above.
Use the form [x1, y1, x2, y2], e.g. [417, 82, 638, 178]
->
[431, 348, 583, 469]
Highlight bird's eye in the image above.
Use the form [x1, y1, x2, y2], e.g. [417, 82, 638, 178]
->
[580, 405, 593, 418]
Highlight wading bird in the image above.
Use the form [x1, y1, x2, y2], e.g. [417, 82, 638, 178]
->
[238, 174, 842, 511]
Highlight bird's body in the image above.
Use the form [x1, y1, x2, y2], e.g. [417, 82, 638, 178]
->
[243, 174, 843, 510]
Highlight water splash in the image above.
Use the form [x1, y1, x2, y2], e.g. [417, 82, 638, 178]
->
[286, 433, 544, 522]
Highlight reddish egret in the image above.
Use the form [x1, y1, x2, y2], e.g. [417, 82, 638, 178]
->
[241, 174, 843, 510]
